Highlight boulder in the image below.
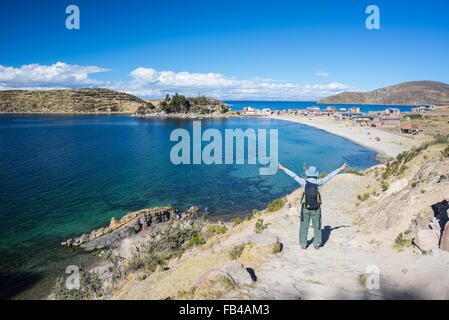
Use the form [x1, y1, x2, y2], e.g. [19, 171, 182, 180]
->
[440, 223, 449, 252]
[414, 230, 439, 251]
[193, 260, 253, 289]
[193, 269, 232, 289]
[219, 261, 253, 286]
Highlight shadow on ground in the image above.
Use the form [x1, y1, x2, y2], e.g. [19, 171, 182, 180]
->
[306, 225, 349, 248]
[0, 271, 43, 300]
[331, 286, 428, 300]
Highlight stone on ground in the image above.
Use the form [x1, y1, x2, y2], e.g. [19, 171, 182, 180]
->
[193, 260, 253, 289]
[414, 229, 439, 252]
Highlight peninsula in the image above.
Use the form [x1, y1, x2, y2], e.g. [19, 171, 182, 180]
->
[0, 89, 230, 115]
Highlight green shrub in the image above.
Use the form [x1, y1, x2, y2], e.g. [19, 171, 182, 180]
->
[205, 225, 227, 238]
[229, 243, 247, 260]
[393, 232, 413, 252]
[254, 219, 270, 234]
[345, 167, 364, 176]
[358, 274, 367, 287]
[411, 182, 417, 188]
[230, 217, 242, 225]
[421, 189, 426, 194]
[271, 237, 282, 254]
[433, 133, 449, 144]
[54, 270, 103, 300]
[381, 182, 389, 191]
[186, 233, 206, 248]
[382, 167, 392, 180]
[220, 105, 229, 113]
[129, 215, 204, 273]
[357, 193, 370, 201]
[408, 114, 423, 120]
[144, 254, 169, 273]
[396, 151, 408, 162]
[267, 198, 287, 212]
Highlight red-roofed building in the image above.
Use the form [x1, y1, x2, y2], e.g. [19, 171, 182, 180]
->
[401, 124, 423, 135]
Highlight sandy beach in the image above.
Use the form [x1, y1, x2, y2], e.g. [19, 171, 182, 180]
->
[268, 114, 420, 160]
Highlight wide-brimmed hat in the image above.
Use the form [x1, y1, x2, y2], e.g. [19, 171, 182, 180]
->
[305, 166, 319, 177]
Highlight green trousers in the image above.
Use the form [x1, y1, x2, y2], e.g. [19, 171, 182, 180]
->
[300, 205, 322, 248]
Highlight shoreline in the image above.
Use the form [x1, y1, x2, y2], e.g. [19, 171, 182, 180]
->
[266, 114, 420, 160]
[10, 113, 432, 300]
[2, 112, 419, 160]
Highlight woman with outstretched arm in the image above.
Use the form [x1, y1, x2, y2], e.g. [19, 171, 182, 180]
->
[278, 162, 347, 250]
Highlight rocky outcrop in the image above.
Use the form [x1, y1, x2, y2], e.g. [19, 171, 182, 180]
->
[61, 206, 199, 251]
[360, 149, 449, 233]
[134, 94, 230, 117]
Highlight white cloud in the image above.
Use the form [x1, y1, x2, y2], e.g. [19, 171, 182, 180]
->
[0, 62, 353, 100]
[315, 71, 329, 77]
[120, 67, 351, 100]
[0, 62, 109, 89]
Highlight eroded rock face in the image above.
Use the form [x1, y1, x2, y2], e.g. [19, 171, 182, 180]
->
[414, 230, 439, 252]
[440, 223, 449, 252]
[362, 156, 449, 233]
[61, 206, 194, 251]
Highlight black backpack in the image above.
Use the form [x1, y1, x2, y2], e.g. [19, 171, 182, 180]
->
[301, 181, 322, 210]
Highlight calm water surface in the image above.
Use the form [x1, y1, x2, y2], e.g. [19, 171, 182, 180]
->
[0, 114, 378, 299]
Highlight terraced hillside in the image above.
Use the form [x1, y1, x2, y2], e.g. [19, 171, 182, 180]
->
[0, 89, 148, 113]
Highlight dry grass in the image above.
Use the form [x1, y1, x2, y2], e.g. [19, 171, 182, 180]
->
[381, 106, 449, 139]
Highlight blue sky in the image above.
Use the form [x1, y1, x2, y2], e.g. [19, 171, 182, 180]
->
[0, 0, 448, 99]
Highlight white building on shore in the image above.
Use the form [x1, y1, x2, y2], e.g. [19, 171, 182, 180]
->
[242, 107, 272, 115]
[411, 104, 436, 113]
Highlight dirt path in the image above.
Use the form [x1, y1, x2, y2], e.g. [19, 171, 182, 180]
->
[227, 174, 449, 300]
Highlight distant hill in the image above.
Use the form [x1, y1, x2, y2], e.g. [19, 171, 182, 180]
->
[318, 81, 449, 106]
[0, 88, 148, 113]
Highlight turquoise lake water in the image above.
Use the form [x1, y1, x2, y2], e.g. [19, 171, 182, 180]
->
[223, 100, 413, 112]
[0, 115, 378, 299]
